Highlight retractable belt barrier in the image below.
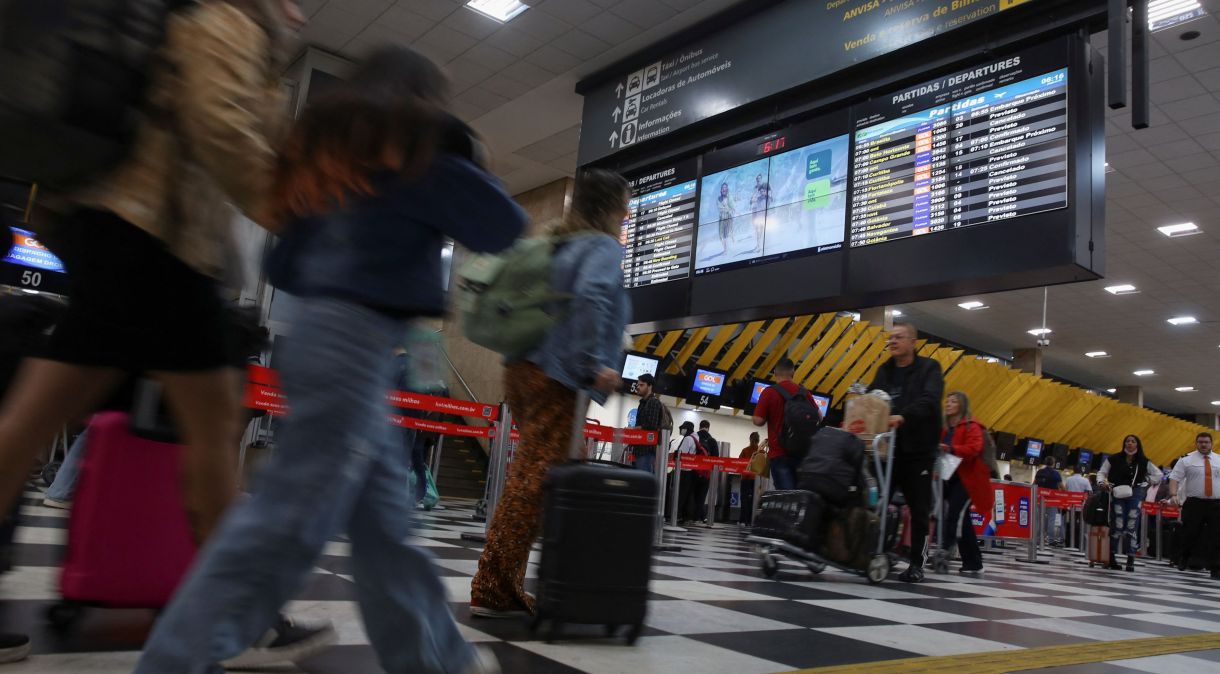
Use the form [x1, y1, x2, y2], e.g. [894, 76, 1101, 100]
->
[1036, 488, 1089, 553]
[666, 455, 755, 476]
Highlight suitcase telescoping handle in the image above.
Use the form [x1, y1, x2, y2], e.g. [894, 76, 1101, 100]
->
[569, 389, 591, 461]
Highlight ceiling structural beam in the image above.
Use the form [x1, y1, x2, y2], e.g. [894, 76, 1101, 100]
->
[665, 326, 711, 375]
[1106, 0, 1126, 110]
[1130, 0, 1150, 129]
[1012, 348, 1044, 378]
[859, 306, 895, 332]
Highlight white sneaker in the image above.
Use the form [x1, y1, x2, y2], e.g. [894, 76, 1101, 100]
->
[221, 617, 336, 670]
[41, 498, 71, 510]
[460, 646, 501, 674]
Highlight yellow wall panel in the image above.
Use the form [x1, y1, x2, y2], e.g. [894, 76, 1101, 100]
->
[755, 315, 813, 379]
[715, 321, 765, 372]
[731, 319, 787, 382]
[666, 326, 711, 374]
[795, 317, 852, 383]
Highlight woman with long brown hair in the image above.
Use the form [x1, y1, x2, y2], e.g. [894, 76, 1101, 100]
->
[134, 46, 526, 673]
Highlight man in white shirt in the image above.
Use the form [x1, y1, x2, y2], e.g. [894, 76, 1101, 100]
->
[1166, 432, 1220, 578]
[1066, 472, 1092, 493]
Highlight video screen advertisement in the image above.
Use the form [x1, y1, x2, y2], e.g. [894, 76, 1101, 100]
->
[686, 367, 727, 409]
[688, 111, 852, 320]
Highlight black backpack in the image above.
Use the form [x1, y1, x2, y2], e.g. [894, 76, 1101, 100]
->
[1082, 491, 1110, 526]
[0, 0, 194, 188]
[777, 385, 821, 463]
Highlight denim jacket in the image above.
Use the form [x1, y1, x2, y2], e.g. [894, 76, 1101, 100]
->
[267, 157, 526, 314]
[526, 233, 630, 404]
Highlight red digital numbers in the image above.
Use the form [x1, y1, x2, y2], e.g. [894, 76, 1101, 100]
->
[758, 136, 787, 155]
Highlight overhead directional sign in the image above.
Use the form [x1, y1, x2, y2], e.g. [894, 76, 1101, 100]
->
[577, 0, 1037, 165]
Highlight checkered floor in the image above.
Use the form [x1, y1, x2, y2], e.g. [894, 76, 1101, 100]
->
[5, 484, 1220, 673]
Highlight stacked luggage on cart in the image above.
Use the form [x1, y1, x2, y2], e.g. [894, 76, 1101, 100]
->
[747, 427, 894, 583]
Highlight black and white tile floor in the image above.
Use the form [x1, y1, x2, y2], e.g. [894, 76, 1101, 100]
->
[4, 484, 1220, 673]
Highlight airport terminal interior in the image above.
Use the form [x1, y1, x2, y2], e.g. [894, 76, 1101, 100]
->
[5, 0, 1220, 672]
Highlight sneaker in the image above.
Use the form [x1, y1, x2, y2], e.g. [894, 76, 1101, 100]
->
[221, 617, 336, 670]
[897, 566, 925, 583]
[959, 567, 983, 578]
[0, 633, 30, 664]
[460, 646, 501, 674]
[470, 600, 530, 620]
[41, 497, 70, 510]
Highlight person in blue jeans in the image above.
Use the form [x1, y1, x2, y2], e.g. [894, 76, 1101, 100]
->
[134, 47, 527, 674]
[751, 358, 812, 490]
[41, 430, 86, 509]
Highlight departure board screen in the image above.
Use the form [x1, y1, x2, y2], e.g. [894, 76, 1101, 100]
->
[622, 160, 698, 288]
[850, 53, 1069, 247]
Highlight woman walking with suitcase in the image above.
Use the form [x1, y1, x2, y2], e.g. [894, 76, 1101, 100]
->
[469, 169, 632, 619]
[134, 46, 527, 673]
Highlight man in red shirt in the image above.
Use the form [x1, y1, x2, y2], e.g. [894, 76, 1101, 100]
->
[752, 358, 815, 490]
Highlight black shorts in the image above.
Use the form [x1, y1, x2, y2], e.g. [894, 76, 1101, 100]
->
[39, 210, 232, 373]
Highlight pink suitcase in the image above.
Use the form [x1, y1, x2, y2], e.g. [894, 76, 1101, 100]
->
[51, 412, 196, 626]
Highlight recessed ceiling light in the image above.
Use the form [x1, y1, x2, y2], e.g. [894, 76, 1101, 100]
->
[891, 309, 903, 317]
[1167, 316, 1198, 325]
[1085, 351, 1110, 358]
[1028, 328, 1052, 336]
[958, 301, 987, 310]
[1104, 162, 1116, 173]
[1213, 400, 1220, 406]
[1158, 222, 1201, 237]
[465, 0, 529, 22]
[1106, 388, 1117, 394]
[1134, 369, 1155, 376]
[1104, 284, 1138, 295]
[1176, 386, 1197, 392]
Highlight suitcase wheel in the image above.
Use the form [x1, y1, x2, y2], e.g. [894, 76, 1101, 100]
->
[866, 555, 890, 584]
[762, 554, 779, 579]
[46, 601, 83, 632]
[625, 623, 642, 646]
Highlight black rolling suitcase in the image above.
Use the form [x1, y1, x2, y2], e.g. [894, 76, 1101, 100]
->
[532, 392, 657, 644]
[751, 490, 825, 550]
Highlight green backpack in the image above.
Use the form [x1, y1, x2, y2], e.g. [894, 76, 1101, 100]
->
[457, 236, 571, 358]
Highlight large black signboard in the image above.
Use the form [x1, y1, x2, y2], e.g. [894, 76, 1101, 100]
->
[623, 160, 699, 289]
[850, 50, 1070, 246]
[577, 0, 1038, 165]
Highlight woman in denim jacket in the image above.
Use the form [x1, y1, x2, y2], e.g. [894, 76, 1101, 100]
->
[470, 170, 632, 618]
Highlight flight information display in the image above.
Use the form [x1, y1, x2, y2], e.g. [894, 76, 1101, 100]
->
[850, 52, 1070, 247]
[622, 160, 698, 288]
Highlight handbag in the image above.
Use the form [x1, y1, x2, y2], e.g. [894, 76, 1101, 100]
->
[1112, 465, 1137, 499]
[937, 452, 963, 481]
[747, 448, 769, 478]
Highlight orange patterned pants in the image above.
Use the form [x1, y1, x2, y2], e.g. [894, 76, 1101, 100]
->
[470, 362, 576, 612]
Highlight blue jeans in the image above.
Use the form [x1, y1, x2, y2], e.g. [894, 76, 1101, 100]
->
[634, 450, 655, 475]
[45, 430, 89, 502]
[1110, 486, 1147, 555]
[135, 298, 475, 674]
[770, 455, 797, 490]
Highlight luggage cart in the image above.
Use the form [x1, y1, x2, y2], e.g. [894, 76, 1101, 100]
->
[747, 432, 895, 584]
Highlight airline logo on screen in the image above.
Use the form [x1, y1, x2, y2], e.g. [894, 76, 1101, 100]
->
[694, 371, 724, 395]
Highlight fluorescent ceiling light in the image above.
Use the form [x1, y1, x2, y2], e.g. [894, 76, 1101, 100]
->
[958, 301, 987, 310]
[1158, 222, 1201, 237]
[1176, 386, 1197, 392]
[1085, 351, 1110, 358]
[465, 0, 529, 22]
[1104, 284, 1138, 295]
[891, 309, 903, 317]
[1028, 328, 1052, 336]
[1213, 401, 1220, 406]
[985, 357, 1000, 364]
[1133, 369, 1155, 376]
[1149, 0, 1206, 31]
[1167, 316, 1198, 325]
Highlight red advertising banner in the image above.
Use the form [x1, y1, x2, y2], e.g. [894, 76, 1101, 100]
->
[244, 384, 287, 416]
[389, 414, 495, 438]
[973, 480, 1032, 539]
[1039, 488, 1088, 509]
[386, 391, 499, 421]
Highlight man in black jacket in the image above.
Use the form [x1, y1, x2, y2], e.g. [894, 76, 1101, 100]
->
[869, 321, 944, 582]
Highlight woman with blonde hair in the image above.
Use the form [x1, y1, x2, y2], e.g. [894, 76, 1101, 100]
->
[939, 391, 994, 577]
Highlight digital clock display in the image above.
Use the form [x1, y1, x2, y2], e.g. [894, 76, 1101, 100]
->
[757, 136, 787, 155]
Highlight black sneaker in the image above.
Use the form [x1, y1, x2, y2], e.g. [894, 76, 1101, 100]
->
[221, 617, 336, 670]
[959, 567, 983, 578]
[0, 633, 30, 664]
[898, 566, 925, 583]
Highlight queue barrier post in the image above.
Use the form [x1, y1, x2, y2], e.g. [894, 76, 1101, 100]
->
[668, 451, 685, 531]
[703, 466, 721, 529]
[462, 403, 512, 544]
[611, 427, 625, 465]
[429, 435, 445, 485]
[653, 430, 681, 551]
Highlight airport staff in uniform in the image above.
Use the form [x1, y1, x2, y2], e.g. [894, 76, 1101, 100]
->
[1166, 432, 1220, 579]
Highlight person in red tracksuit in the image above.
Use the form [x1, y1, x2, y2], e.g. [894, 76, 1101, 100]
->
[940, 391, 994, 577]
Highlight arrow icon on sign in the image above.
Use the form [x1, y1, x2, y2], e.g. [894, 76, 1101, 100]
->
[612, 106, 621, 122]
[615, 82, 624, 98]
[609, 130, 619, 147]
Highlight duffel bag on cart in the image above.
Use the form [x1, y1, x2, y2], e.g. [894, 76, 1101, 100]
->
[821, 506, 880, 569]
[751, 490, 826, 550]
